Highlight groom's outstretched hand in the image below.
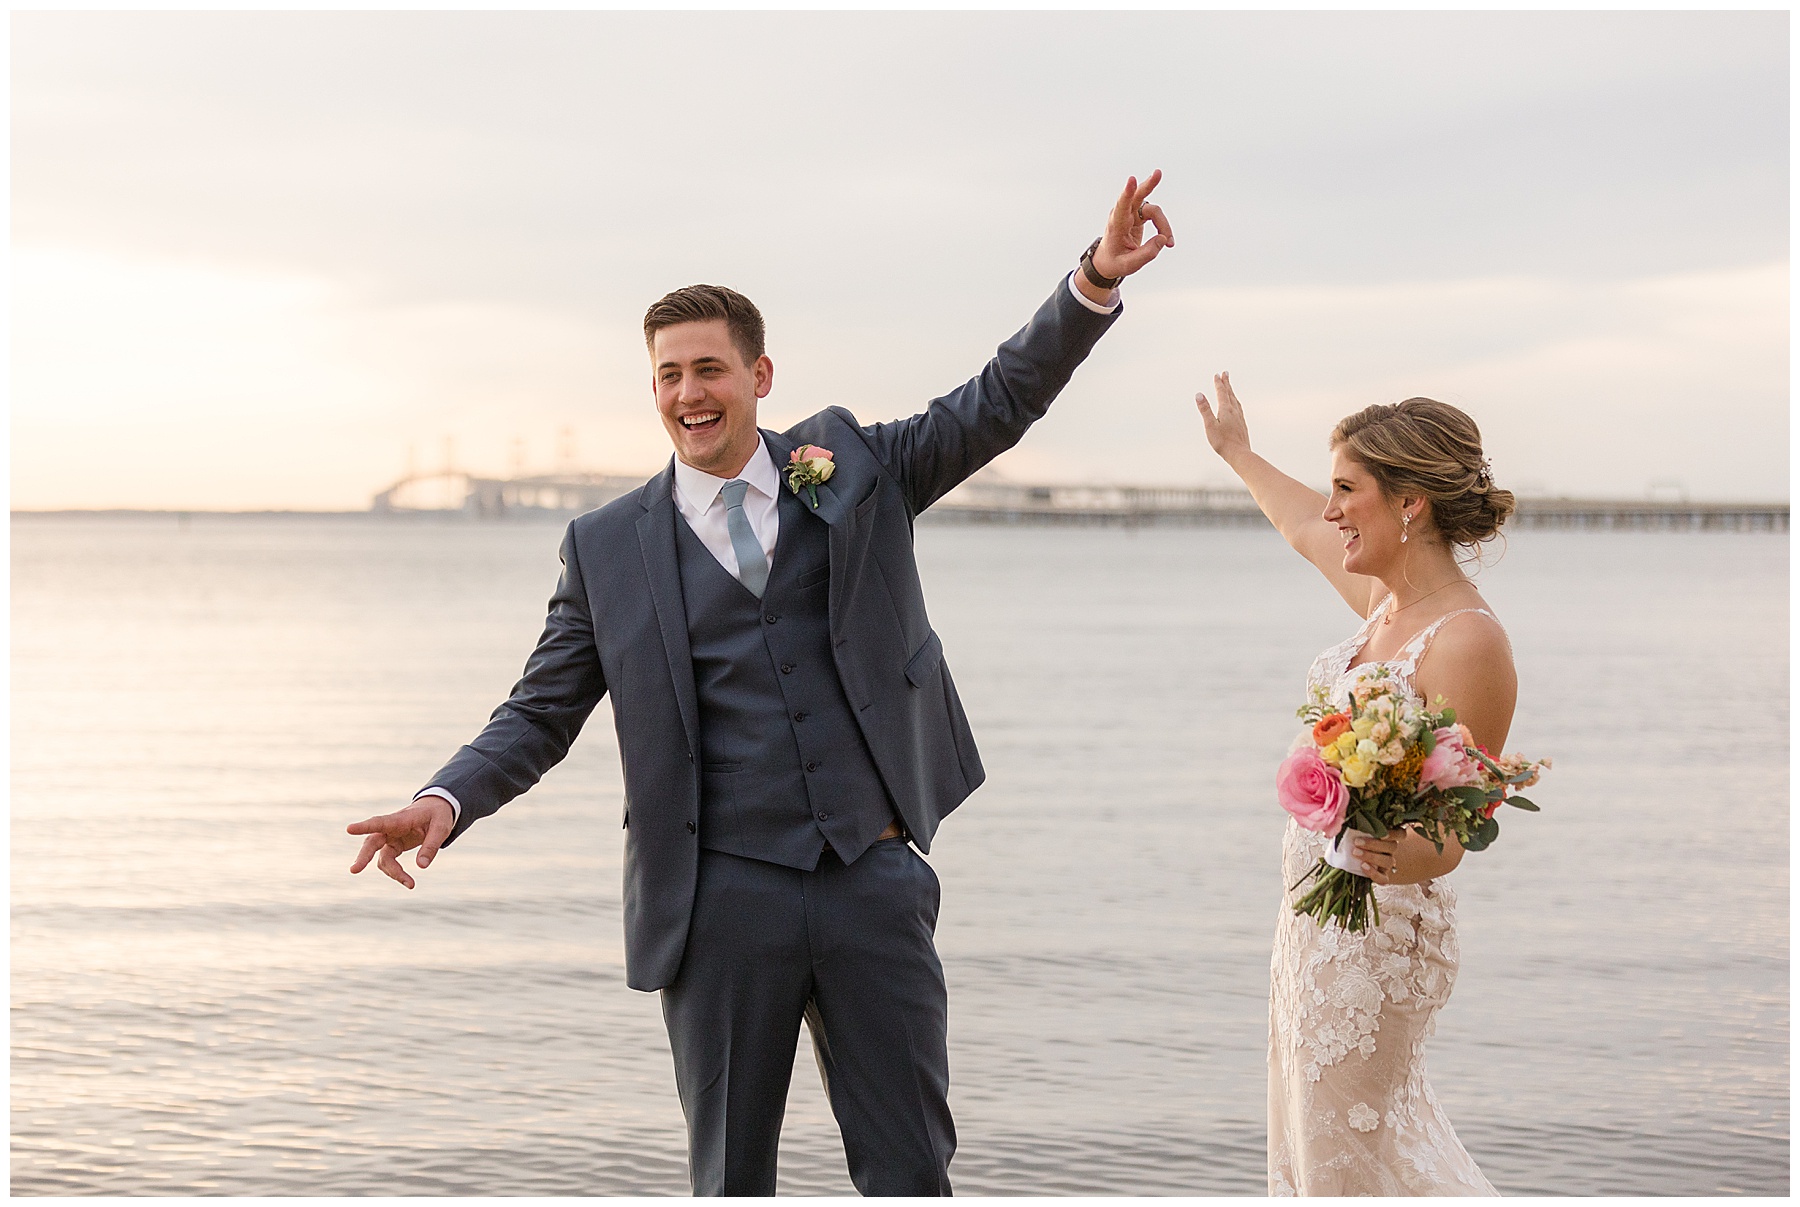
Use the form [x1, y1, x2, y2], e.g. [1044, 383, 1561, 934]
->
[1076, 169, 1174, 305]
[347, 798, 453, 890]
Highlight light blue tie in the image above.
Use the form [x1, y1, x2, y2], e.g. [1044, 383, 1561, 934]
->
[719, 479, 769, 598]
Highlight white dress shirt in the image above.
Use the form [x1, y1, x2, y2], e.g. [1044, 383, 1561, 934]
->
[671, 433, 782, 579]
[418, 272, 1117, 825]
[1063, 268, 1122, 316]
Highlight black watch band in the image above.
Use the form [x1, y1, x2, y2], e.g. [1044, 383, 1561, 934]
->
[1079, 238, 1123, 291]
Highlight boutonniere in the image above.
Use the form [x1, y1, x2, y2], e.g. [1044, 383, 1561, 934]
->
[785, 444, 835, 509]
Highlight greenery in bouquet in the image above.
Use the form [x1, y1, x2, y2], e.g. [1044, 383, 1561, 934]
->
[1276, 666, 1548, 932]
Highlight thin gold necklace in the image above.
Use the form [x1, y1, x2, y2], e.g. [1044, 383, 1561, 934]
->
[1382, 579, 1465, 625]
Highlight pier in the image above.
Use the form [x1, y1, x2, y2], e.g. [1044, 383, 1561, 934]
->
[1501, 499, 1787, 533]
[922, 479, 1788, 532]
[369, 471, 1787, 533]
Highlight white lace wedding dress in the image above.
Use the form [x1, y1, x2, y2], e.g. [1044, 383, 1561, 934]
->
[1268, 597, 1500, 1196]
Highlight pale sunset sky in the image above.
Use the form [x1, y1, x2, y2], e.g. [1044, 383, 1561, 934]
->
[11, 11, 1789, 510]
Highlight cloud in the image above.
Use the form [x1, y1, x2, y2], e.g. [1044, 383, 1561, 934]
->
[1002, 264, 1787, 500]
[9, 11, 1787, 508]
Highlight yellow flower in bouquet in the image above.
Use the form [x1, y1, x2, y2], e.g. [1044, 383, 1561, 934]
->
[1340, 750, 1378, 789]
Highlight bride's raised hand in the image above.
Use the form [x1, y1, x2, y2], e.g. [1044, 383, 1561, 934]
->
[1195, 371, 1252, 464]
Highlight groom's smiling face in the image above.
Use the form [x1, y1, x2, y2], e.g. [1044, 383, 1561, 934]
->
[652, 319, 773, 479]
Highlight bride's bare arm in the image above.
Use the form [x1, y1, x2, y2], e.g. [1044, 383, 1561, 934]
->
[1354, 612, 1518, 886]
[1196, 372, 1380, 616]
[1412, 612, 1518, 754]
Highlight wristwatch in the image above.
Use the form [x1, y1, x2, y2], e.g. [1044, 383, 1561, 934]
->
[1079, 238, 1123, 291]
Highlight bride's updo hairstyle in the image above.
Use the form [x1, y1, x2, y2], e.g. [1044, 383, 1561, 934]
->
[1329, 398, 1516, 550]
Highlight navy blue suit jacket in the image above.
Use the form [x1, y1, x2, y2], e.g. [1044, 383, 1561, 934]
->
[426, 278, 1121, 990]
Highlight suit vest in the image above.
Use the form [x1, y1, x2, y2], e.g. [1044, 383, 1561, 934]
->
[675, 485, 897, 871]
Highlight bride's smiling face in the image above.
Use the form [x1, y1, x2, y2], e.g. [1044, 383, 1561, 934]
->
[1322, 448, 1408, 575]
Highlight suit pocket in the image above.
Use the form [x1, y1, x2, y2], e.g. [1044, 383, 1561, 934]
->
[702, 761, 743, 773]
[903, 630, 944, 688]
[853, 485, 880, 520]
[796, 564, 830, 589]
[910, 846, 942, 920]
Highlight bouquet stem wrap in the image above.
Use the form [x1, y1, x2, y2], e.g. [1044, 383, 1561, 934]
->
[1291, 829, 1380, 932]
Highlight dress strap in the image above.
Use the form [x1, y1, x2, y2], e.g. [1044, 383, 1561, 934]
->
[1397, 607, 1498, 665]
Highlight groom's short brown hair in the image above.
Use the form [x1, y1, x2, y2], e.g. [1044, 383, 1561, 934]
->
[643, 284, 766, 366]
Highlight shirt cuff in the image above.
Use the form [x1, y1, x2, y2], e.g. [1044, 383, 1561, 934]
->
[415, 787, 462, 826]
[1066, 268, 1121, 315]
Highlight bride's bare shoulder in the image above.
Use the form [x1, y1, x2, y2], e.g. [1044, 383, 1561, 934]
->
[1428, 605, 1513, 665]
[1415, 607, 1517, 706]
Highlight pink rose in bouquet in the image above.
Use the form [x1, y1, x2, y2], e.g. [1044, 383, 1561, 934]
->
[1420, 725, 1484, 791]
[1277, 746, 1349, 834]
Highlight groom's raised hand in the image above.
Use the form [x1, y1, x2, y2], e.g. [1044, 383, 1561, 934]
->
[1081, 169, 1175, 300]
[347, 797, 453, 890]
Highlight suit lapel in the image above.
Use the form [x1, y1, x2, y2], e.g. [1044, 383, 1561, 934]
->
[636, 460, 700, 755]
[763, 428, 850, 638]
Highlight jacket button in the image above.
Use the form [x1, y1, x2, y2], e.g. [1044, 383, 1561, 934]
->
[817, 811, 829, 822]
[764, 613, 778, 625]
[793, 711, 807, 722]
[686, 821, 696, 834]
[781, 663, 794, 674]
[805, 761, 819, 772]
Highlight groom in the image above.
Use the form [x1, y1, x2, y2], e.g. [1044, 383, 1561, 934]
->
[347, 173, 1173, 1195]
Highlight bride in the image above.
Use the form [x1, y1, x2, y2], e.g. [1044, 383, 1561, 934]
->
[1197, 373, 1517, 1196]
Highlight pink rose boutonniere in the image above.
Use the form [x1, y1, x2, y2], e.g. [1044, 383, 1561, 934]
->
[786, 444, 835, 508]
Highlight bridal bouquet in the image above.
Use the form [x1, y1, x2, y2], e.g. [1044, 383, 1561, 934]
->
[1277, 668, 1548, 932]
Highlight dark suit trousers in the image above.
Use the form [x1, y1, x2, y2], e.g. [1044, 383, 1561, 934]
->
[660, 838, 955, 1196]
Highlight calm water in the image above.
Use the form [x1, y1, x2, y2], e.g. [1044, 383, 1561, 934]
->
[11, 514, 1787, 1195]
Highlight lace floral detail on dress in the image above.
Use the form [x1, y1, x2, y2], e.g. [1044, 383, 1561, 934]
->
[1268, 599, 1498, 1196]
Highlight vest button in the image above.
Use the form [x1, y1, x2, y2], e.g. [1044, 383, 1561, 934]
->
[793, 711, 807, 722]
[764, 613, 778, 624]
[805, 761, 819, 772]
[816, 811, 829, 822]
[685, 821, 696, 834]
[781, 663, 794, 674]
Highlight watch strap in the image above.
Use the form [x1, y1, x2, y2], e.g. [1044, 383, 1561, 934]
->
[1079, 238, 1123, 291]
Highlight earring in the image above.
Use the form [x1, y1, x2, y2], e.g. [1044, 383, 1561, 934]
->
[1401, 513, 1411, 544]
